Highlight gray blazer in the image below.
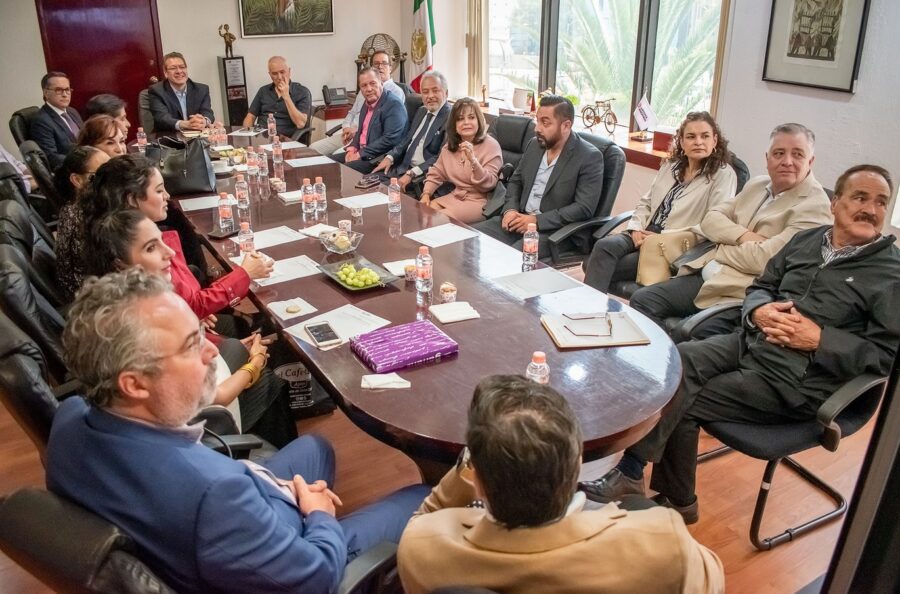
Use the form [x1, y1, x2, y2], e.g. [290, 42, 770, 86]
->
[501, 131, 605, 232]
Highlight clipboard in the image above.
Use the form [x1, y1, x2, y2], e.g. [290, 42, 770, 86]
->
[541, 311, 650, 349]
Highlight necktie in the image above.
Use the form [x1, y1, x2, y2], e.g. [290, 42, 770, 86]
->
[399, 112, 434, 171]
[60, 111, 79, 139]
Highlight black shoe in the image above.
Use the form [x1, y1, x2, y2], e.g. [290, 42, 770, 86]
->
[579, 468, 645, 503]
[651, 494, 699, 525]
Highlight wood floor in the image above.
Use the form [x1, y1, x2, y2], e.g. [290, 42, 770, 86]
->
[0, 397, 872, 593]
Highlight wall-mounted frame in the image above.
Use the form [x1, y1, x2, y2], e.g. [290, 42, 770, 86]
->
[239, 0, 334, 38]
[762, 0, 871, 93]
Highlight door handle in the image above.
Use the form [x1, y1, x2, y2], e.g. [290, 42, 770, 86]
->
[149, 75, 159, 84]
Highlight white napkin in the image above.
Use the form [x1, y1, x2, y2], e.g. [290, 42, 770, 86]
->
[361, 373, 411, 390]
[382, 259, 416, 276]
[429, 301, 480, 324]
[268, 297, 317, 321]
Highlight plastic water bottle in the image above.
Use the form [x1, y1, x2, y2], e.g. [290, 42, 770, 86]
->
[523, 223, 539, 266]
[525, 351, 550, 384]
[235, 174, 249, 209]
[267, 113, 277, 139]
[237, 222, 255, 253]
[217, 192, 234, 232]
[415, 246, 433, 293]
[272, 136, 283, 165]
[314, 176, 327, 212]
[258, 147, 269, 181]
[301, 177, 316, 215]
[136, 127, 147, 154]
[388, 177, 402, 213]
[246, 147, 259, 177]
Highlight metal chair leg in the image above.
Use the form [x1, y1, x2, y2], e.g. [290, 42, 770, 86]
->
[697, 444, 732, 462]
[749, 456, 848, 551]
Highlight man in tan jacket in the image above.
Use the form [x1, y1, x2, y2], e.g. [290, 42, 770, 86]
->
[397, 375, 725, 594]
[629, 123, 831, 336]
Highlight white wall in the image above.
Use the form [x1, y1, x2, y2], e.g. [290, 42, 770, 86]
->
[157, 0, 403, 124]
[0, 0, 47, 153]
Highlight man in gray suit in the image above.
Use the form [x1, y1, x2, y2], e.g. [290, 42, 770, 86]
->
[474, 95, 604, 255]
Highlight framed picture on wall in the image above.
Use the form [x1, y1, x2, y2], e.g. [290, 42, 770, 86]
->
[239, 0, 335, 38]
[763, 0, 871, 93]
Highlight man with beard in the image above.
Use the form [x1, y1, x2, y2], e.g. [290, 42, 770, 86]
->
[46, 270, 429, 594]
[580, 165, 900, 525]
[474, 95, 604, 256]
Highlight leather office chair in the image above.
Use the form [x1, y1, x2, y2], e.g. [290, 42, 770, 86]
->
[487, 114, 535, 173]
[545, 131, 626, 267]
[137, 88, 154, 135]
[0, 488, 406, 594]
[9, 106, 40, 146]
[396, 82, 415, 96]
[19, 140, 64, 214]
[289, 97, 316, 146]
[698, 374, 889, 550]
[0, 199, 63, 307]
[404, 93, 423, 125]
[0, 162, 56, 245]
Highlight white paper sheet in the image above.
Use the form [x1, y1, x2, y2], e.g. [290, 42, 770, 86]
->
[403, 223, 480, 248]
[228, 128, 265, 137]
[428, 301, 480, 324]
[334, 192, 390, 209]
[229, 225, 306, 249]
[228, 254, 320, 286]
[285, 156, 335, 168]
[212, 144, 235, 152]
[382, 259, 416, 276]
[298, 223, 338, 237]
[260, 141, 305, 151]
[278, 189, 304, 204]
[179, 195, 221, 212]
[492, 267, 582, 300]
[268, 297, 317, 321]
[285, 304, 391, 347]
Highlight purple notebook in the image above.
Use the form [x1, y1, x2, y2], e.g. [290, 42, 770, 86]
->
[350, 320, 459, 373]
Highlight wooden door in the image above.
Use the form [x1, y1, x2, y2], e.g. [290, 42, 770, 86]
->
[35, 0, 164, 138]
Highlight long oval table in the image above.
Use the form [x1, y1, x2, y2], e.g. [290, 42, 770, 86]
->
[178, 138, 681, 482]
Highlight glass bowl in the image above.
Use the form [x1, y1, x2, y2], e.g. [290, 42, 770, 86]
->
[319, 231, 363, 254]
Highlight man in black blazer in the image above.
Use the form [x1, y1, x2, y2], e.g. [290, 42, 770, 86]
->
[336, 67, 408, 174]
[148, 52, 215, 132]
[474, 95, 604, 255]
[30, 71, 83, 168]
[371, 70, 450, 197]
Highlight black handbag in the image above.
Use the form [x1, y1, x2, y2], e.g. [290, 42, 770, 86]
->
[145, 136, 215, 195]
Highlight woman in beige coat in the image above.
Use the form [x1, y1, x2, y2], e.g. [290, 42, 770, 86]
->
[420, 97, 502, 224]
[583, 111, 737, 292]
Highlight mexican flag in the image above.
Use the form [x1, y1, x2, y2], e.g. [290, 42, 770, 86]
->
[409, 0, 435, 92]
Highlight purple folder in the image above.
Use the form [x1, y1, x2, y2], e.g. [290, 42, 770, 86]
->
[350, 320, 459, 373]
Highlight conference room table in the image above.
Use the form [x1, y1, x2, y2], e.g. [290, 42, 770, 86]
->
[175, 132, 682, 482]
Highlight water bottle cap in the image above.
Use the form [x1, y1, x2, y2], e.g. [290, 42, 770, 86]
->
[236, 174, 244, 181]
[138, 127, 144, 132]
[219, 192, 227, 198]
[527, 223, 537, 231]
[303, 177, 311, 184]
[418, 246, 429, 256]
[532, 351, 546, 364]
[315, 176, 323, 183]
[391, 177, 398, 184]
[240, 222, 250, 230]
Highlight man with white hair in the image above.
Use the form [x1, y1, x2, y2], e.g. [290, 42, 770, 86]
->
[244, 55, 312, 137]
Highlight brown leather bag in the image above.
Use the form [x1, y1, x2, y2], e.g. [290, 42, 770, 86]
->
[635, 231, 698, 286]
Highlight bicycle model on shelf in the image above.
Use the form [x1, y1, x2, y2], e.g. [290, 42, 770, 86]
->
[581, 98, 618, 134]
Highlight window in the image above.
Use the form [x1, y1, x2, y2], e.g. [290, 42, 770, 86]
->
[485, 0, 726, 131]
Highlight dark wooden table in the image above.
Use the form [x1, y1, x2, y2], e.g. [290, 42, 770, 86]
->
[178, 142, 681, 482]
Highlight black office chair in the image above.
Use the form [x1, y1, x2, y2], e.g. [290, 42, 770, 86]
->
[0, 199, 63, 307]
[404, 93, 423, 125]
[9, 106, 40, 146]
[698, 374, 889, 550]
[396, 82, 416, 96]
[290, 96, 316, 146]
[545, 131, 626, 267]
[19, 140, 64, 214]
[0, 488, 404, 594]
[487, 114, 535, 173]
[137, 88, 154, 135]
[0, 162, 57, 243]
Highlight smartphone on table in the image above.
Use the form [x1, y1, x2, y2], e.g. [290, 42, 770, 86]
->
[305, 321, 342, 348]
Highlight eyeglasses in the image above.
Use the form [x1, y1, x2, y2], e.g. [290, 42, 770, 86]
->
[372, 61, 390, 67]
[49, 87, 73, 95]
[165, 65, 187, 72]
[149, 326, 208, 363]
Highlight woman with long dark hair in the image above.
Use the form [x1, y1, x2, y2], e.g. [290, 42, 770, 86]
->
[583, 111, 737, 292]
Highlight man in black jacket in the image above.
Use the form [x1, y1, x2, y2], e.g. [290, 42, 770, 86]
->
[580, 164, 900, 523]
[148, 52, 215, 132]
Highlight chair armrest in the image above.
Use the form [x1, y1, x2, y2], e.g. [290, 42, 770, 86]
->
[337, 541, 398, 594]
[592, 211, 634, 241]
[670, 240, 715, 270]
[816, 374, 888, 451]
[669, 302, 742, 343]
[548, 215, 616, 245]
[201, 433, 264, 459]
[290, 125, 313, 143]
[499, 162, 515, 183]
[326, 124, 342, 137]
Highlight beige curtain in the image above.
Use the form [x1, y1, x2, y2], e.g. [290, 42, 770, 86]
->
[466, 0, 487, 98]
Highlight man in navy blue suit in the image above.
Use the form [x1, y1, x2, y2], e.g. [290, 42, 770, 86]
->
[371, 69, 450, 197]
[29, 71, 83, 168]
[46, 269, 428, 594]
[148, 52, 215, 132]
[337, 67, 408, 174]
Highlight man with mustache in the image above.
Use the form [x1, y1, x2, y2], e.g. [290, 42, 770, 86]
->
[45, 270, 429, 593]
[474, 95, 604, 256]
[628, 123, 832, 338]
[581, 164, 900, 524]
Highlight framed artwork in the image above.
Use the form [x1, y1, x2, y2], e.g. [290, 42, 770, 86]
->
[239, 0, 334, 38]
[762, 0, 871, 93]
